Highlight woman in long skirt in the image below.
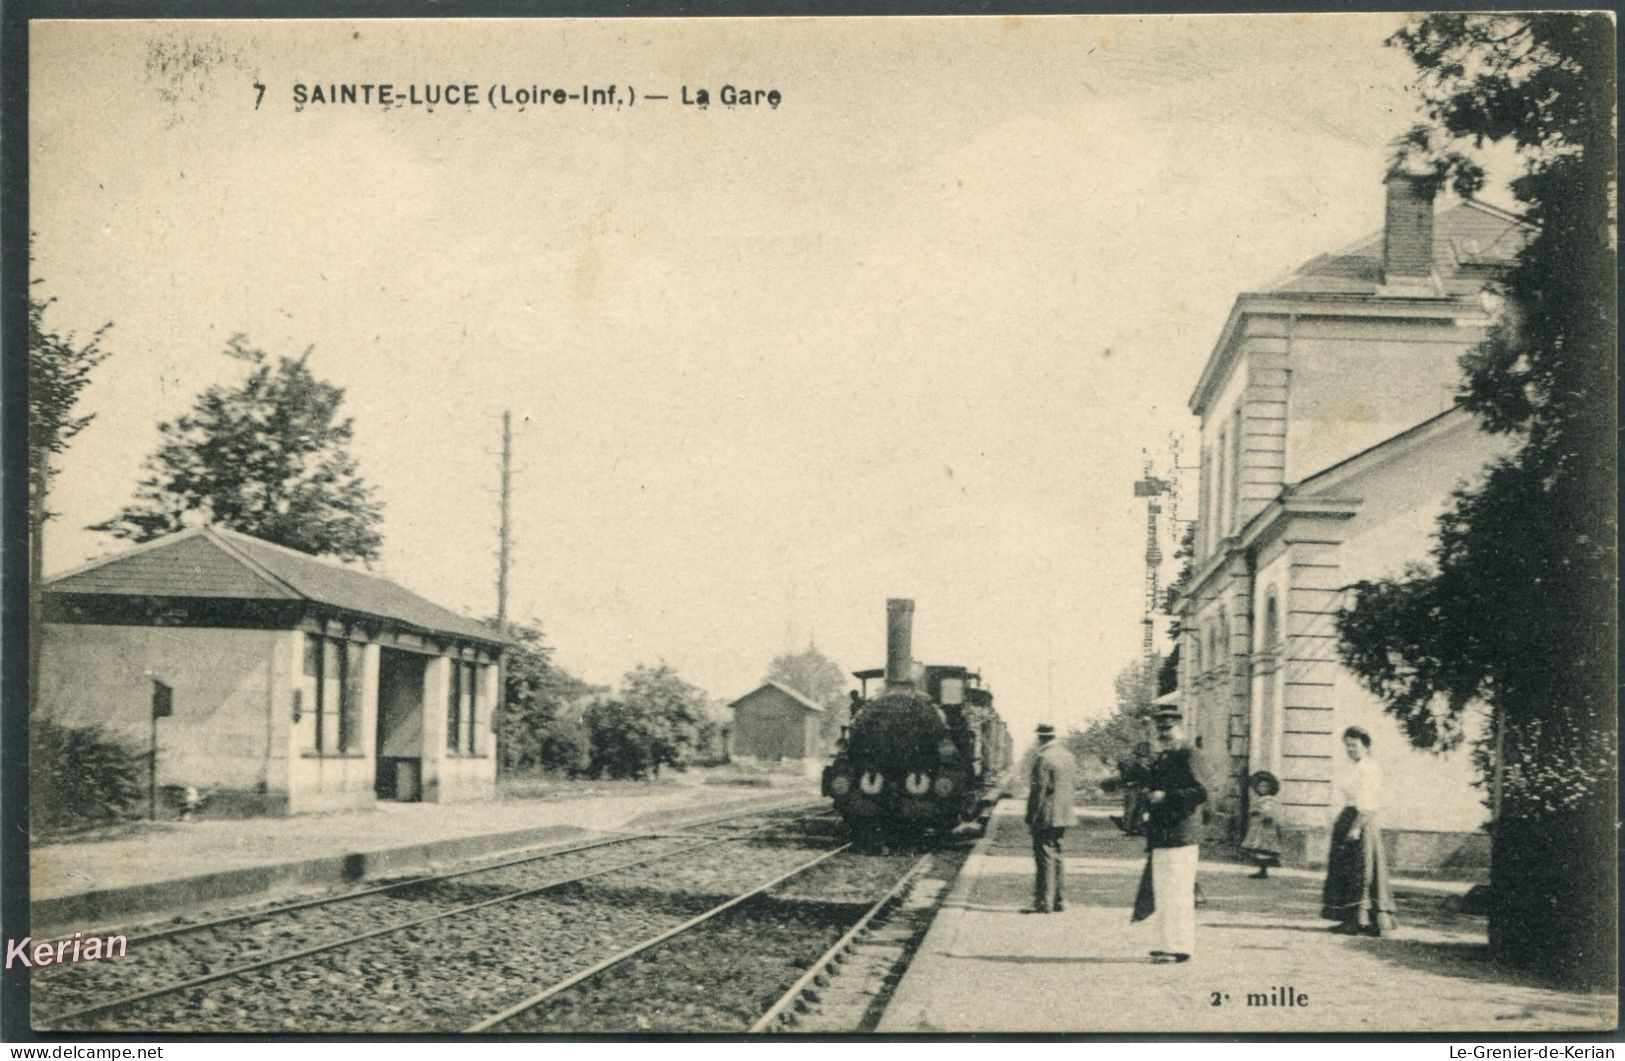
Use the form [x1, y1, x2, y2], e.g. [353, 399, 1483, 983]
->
[1321, 726, 1396, 936]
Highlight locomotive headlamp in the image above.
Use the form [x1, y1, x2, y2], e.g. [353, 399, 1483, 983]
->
[904, 772, 931, 796]
[860, 771, 884, 795]
[936, 737, 957, 759]
[830, 773, 852, 796]
[932, 775, 957, 797]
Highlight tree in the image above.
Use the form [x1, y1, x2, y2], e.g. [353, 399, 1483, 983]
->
[1337, 13, 1615, 983]
[1163, 522, 1198, 639]
[497, 621, 597, 776]
[585, 663, 712, 779]
[622, 663, 711, 775]
[1156, 645, 1180, 699]
[28, 282, 113, 703]
[1065, 658, 1157, 773]
[766, 642, 850, 749]
[92, 336, 384, 562]
[29, 285, 113, 575]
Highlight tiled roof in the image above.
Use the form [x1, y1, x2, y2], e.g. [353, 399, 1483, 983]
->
[45, 526, 506, 645]
[45, 532, 291, 599]
[1264, 200, 1531, 297]
[731, 681, 826, 713]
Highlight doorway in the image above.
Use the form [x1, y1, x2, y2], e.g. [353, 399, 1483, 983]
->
[376, 648, 427, 801]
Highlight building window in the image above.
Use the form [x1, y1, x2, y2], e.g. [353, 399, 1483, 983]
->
[445, 659, 483, 756]
[1229, 406, 1243, 533]
[303, 635, 322, 753]
[447, 659, 462, 753]
[305, 633, 360, 755]
[1215, 426, 1228, 542]
[1198, 445, 1212, 557]
[460, 661, 479, 756]
[324, 638, 343, 752]
[1256, 590, 1282, 775]
[340, 641, 365, 753]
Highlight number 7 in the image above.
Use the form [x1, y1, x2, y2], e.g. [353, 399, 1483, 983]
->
[254, 82, 266, 109]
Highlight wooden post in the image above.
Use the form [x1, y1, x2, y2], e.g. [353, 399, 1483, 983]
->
[149, 709, 159, 820]
[149, 678, 172, 819]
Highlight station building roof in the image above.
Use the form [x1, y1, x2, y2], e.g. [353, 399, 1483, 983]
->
[44, 525, 507, 646]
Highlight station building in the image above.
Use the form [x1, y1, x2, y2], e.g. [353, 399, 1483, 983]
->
[38, 525, 510, 816]
[1176, 169, 1530, 871]
[728, 681, 825, 774]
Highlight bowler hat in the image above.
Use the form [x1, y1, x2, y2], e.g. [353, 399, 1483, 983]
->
[1035, 723, 1056, 737]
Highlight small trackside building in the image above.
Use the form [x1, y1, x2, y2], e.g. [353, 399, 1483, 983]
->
[729, 681, 825, 772]
[38, 525, 511, 816]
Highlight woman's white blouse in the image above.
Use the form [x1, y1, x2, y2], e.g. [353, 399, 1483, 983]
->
[1336, 757, 1382, 813]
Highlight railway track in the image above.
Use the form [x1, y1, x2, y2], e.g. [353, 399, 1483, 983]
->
[33, 799, 823, 1031]
[477, 840, 969, 1034]
[37, 801, 967, 1034]
[749, 851, 934, 1032]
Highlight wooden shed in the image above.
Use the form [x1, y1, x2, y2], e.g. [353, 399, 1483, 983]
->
[729, 681, 824, 766]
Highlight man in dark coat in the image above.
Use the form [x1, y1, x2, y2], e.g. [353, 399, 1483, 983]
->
[1107, 741, 1153, 835]
[1131, 705, 1206, 962]
[1024, 722, 1077, 913]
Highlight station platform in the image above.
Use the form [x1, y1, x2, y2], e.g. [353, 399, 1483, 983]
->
[878, 801, 1615, 1034]
[29, 780, 817, 934]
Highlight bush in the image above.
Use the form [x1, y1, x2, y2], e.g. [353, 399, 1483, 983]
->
[537, 714, 590, 776]
[1489, 810, 1616, 987]
[30, 719, 145, 834]
[584, 698, 656, 780]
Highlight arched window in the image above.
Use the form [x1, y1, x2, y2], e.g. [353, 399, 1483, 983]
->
[1262, 591, 1279, 649]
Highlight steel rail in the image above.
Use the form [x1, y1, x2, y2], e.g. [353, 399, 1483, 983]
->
[35, 796, 822, 952]
[749, 851, 934, 1033]
[41, 813, 820, 1029]
[468, 843, 853, 1033]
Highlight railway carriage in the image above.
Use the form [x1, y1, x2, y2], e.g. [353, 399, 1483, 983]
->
[821, 599, 1011, 833]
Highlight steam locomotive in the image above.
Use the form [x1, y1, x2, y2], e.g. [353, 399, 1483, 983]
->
[821, 599, 1012, 833]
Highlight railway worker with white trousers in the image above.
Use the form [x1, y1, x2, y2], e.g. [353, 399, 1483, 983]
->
[1023, 723, 1076, 914]
[1132, 705, 1207, 962]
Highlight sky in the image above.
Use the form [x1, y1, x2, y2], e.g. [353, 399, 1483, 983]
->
[29, 14, 1518, 746]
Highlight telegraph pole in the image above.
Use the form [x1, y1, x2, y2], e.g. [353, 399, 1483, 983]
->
[495, 411, 513, 774]
[498, 411, 512, 634]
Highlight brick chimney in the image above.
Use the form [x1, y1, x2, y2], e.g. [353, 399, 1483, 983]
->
[1382, 170, 1438, 285]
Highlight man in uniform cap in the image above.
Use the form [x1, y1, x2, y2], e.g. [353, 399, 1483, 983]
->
[1132, 704, 1207, 961]
[1023, 722, 1077, 913]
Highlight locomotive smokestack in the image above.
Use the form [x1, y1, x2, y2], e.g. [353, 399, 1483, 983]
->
[886, 598, 915, 688]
